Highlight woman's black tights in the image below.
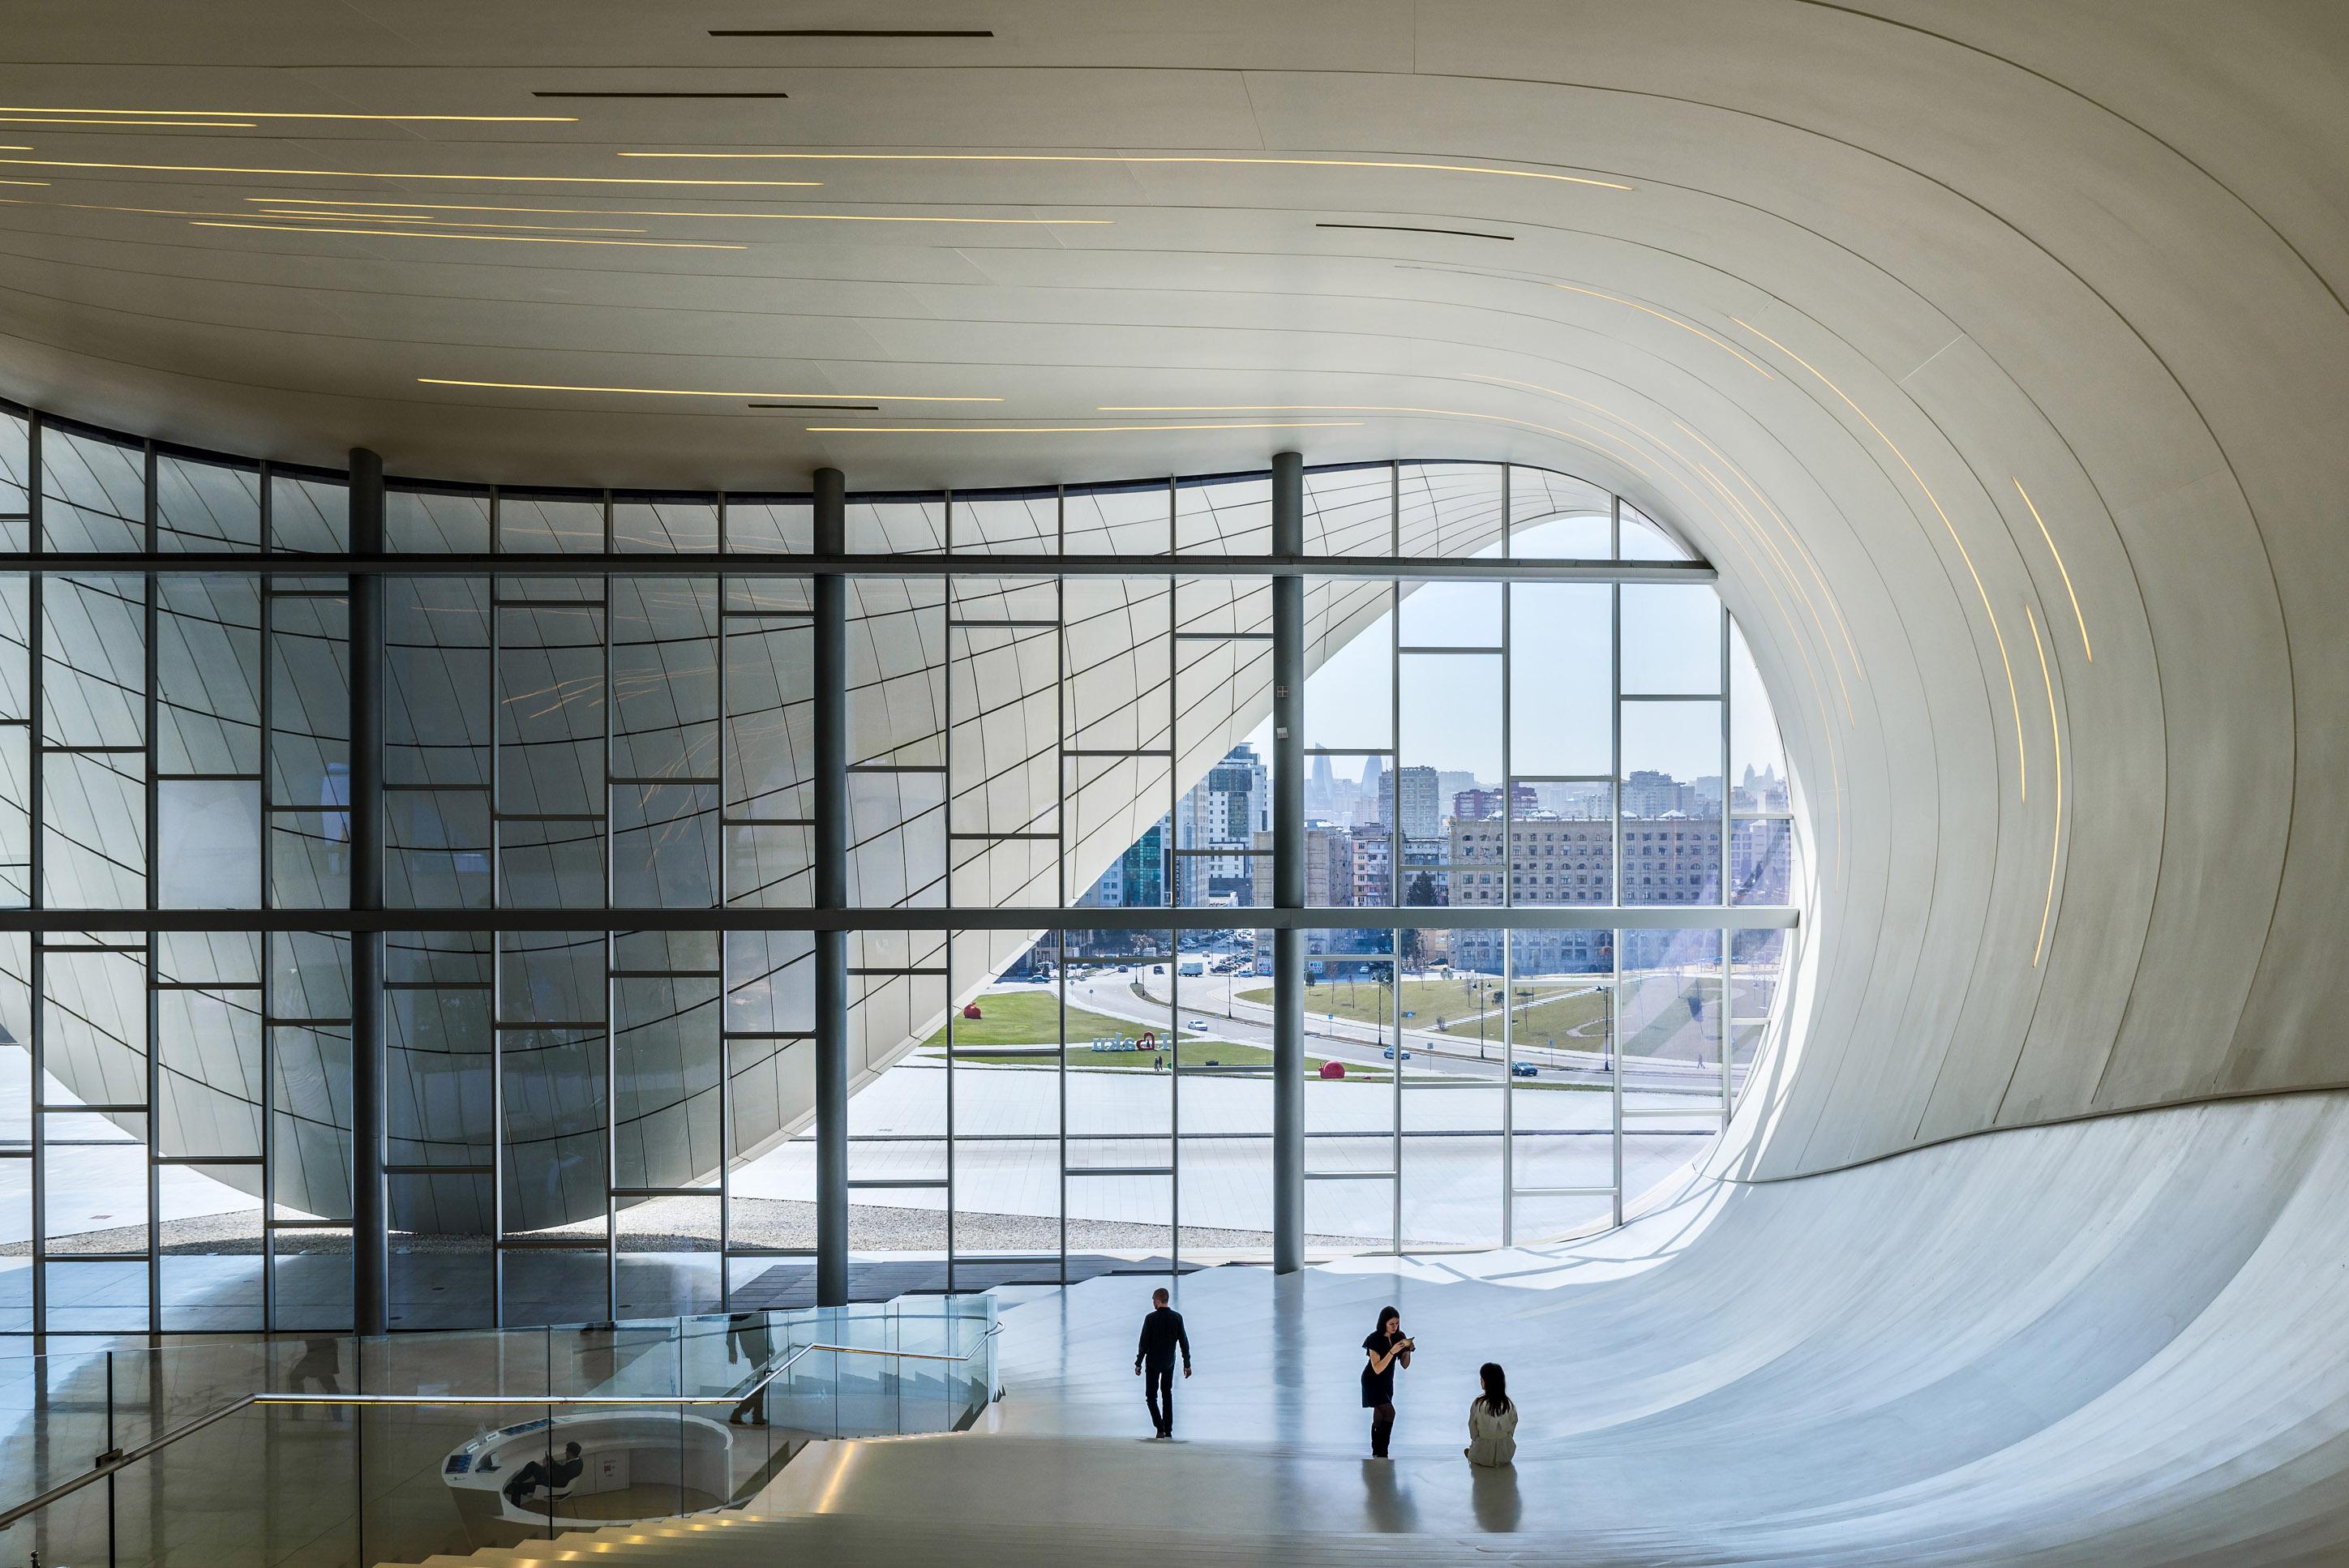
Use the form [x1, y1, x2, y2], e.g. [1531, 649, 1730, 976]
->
[1370, 1403, 1396, 1457]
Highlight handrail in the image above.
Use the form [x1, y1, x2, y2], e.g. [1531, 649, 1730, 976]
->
[0, 1323, 999, 1534]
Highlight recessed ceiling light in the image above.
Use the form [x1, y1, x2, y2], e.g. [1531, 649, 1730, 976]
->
[1316, 221, 1514, 241]
[616, 151, 1632, 190]
[418, 378, 1001, 403]
[747, 403, 882, 412]
[0, 157, 822, 187]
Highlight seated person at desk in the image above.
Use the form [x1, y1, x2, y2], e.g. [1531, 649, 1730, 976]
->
[502, 1442, 584, 1509]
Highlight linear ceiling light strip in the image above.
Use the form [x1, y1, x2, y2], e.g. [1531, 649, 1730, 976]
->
[0, 106, 577, 122]
[803, 422, 1366, 433]
[0, 117, 257, 127]
[2012, 478, 2091, 661]
[416, 379, 1000, 403]
[191, 221, 745, 250]
[0, 158, 821, 186]
[258, 212, 654, 233]
[2027, 604, 2064, 968]
[244, 198, 1108, 224]
[615, 151, 1632, 190]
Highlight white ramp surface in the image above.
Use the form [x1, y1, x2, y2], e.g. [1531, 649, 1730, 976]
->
[749, 1093, 2349, 1565]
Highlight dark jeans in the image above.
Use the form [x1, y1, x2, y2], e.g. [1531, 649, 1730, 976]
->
[1143, 1366, 1175, 1434]
[1370, 1402, 1396, 1457]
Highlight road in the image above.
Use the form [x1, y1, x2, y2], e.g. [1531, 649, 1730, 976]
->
[1052, 963, 1740, 1101]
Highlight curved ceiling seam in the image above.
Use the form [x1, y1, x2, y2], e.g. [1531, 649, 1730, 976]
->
[1440, 363, 1870, 719]
[1979, 366, 2171, 1125]
[1663, 416, 1865, 693]
[1414, 366, 1862, 793]
[1641, 337, 1990, 1170]
[1568, 62, 2309, 1102]
[1730, 314, 2030, 806]
[1700, 310, 2080, 1121]
[1781, 0, 2349, 325]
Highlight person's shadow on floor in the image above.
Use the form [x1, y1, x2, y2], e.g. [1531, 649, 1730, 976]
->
[1470, 1463, 1523, 1532]
[1360, 1458, 1420, 1532]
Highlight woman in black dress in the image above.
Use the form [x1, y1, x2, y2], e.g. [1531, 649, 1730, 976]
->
[1360, 1305, 1414, 1458]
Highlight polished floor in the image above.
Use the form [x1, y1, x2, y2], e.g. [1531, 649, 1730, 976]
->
[734, 1092, 2349, 1566]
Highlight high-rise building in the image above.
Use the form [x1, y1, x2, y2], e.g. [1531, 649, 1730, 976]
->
[1452, 783, 1538, 821]
[1254, 823, 1354, 907]
[1177, 743, 1268, 904]
[1378, 765, 1440, 840]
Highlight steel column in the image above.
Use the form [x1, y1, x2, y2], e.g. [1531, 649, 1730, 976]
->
[348, 447, 389, 1336]
[812, 469, 850, 1306]
[1270, 452, 1305, 1274]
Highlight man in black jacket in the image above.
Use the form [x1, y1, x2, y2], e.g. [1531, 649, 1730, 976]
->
[1132, 1286, 1193, 1438]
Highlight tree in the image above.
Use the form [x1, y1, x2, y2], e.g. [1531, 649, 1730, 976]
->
[1400, 870, 1439, 967]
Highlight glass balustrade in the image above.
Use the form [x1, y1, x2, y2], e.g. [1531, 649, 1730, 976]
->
[0, 1292, 997, 1566]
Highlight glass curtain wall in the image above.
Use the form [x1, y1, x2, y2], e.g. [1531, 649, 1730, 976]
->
[0, 403, 1798, 1335]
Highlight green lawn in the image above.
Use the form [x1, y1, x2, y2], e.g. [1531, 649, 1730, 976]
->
[1244, 976, 1610, 1041]
[916, 993, 1387, 1077]
[917, 989, 1158, 1048]
[932, 1039, 1387, 1080]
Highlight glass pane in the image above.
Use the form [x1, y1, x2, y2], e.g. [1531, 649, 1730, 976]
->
[158, 778, 261, 907]
[1400, 652, 1499, 843]
[615, 1193, 722, 1317]
[387, 485, 490, 552]
[1619, 502, 1688, 560]
[156, 453, 261, 551]
[40, 426, 144, 552]
[1508, 466, 1612, 558]
[1731, 817, 1794, 905]
[269, 473, 349, 555]
[499, 491, 603, 553]
[847, 494, 945, 554]
[725, 497, 811, 553]
[1397, 461, 1504, 558]
[1621, 700, 1722, 906]
[1730, 616, 1790, 810]
[1622, 584, 1721, 694]
[1175, 472, 1271, 555]
[1303, 462, 1391, 557]
[1304, 590, 1391, 751]
[1509, 582, 1610, 777]
[1397, 580, 1499, 648]
[1063, 478, 1168, 556]
[613, 497, 718, 553]
[1620, 929, 1725, 1138]
[157, 573, 262, 774]
[953, 486, 1057, 553]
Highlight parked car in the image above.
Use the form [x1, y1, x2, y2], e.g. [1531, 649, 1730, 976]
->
[1382, 1046, 1413, 1061]
[1511, 1061, 1540, 1077]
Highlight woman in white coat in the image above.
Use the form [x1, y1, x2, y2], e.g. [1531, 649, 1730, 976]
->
[1465, 1362, 1518, 1467]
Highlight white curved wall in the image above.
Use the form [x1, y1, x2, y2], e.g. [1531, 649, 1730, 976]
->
[0, 4, 2338, 1208]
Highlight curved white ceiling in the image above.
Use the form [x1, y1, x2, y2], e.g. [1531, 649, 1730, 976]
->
[3, 1, 2343, 1181]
